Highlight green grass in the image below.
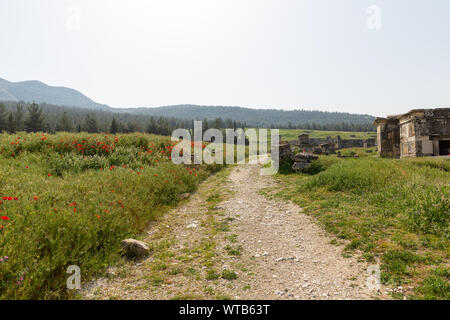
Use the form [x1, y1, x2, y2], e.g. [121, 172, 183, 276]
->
[206, 269, 221, 280]
[221, 270, 238, 281]
[0, 132, 223, 299]
[273, 151, 449, 299]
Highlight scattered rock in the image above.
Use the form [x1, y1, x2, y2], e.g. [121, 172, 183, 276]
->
[186, 221, 199, 229]
[275, 256, 296, 263]
[291, 152, 319, 172]
[294, 152, 319, 161]
[292, 161, 311, 171]
[121, 239, 150, 259]
[178, 193, 190, 200]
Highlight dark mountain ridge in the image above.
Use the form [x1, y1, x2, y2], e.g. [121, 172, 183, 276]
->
[0, 77, 111, 111]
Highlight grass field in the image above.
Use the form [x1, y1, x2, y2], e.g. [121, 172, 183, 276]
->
[277, 129, 376, 142]
[272, 149, 449, 299]
[0, 132, 223, 299]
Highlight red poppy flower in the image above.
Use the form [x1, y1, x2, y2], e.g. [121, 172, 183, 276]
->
[1, 216, 9, 221]
[7, 197, 12, 201]
[34, 197, 38, 200]
[48, 173, 52, 176]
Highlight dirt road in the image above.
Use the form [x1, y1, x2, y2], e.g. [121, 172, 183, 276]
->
[82, 162, 384, 300]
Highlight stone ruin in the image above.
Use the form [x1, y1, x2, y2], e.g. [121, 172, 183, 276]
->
[374, 108, 450, 158]
[276, 140, 319, 172]
[277, 132, 378, 172]
[290, 134, 376, 155]
[278, 141, 292, 163]
[291, 152, 318, 171]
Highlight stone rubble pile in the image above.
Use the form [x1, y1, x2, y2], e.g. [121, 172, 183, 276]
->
[291, 152, 318, 171]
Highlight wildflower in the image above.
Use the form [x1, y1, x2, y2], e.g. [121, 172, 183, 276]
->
[34, 197, 38, 200]
[1, 216, 9, 221]
[48, 173, 52, 176]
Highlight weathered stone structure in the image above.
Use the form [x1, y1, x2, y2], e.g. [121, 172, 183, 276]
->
[374, 108, 450, 158]
[289, 134, 376, 155]
[278, 141, 292, 163]
[333, 135, 376, 149]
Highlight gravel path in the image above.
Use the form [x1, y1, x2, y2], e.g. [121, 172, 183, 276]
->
[82, 162, 384, 300]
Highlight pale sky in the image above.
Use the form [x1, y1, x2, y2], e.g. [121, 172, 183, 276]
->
[1, 0, 449, 117]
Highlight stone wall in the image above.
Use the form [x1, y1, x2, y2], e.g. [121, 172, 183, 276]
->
[375, 118, 401, 158]
[289, 134, 376, 155]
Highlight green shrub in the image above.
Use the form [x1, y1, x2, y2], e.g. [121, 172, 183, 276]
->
[301, 157, 339, 175]
[417, 267, 450, 300]
[0, 132, 221, 299]
[221, 270, 237, 281]
[303, 158, 397, 193]
[404, 185, 449, 236]
[381, 250, 422, 285]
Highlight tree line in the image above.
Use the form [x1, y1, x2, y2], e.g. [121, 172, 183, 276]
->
[0, 101, 250, 135]
[0, 100, 375, 135]
[128, 104, 376, 132]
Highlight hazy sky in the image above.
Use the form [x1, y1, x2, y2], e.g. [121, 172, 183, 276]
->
[1, 0, 449, 116]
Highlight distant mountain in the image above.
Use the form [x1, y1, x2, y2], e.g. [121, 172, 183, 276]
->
[120, 105, 376, 128]
[0, 77, 375, 128]
[0, 77, 111, 111]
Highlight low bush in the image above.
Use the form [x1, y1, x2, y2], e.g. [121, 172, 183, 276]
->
[0, 132, 222, 299]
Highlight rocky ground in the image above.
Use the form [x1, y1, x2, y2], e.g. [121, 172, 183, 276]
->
[81, 162, 387, 300]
